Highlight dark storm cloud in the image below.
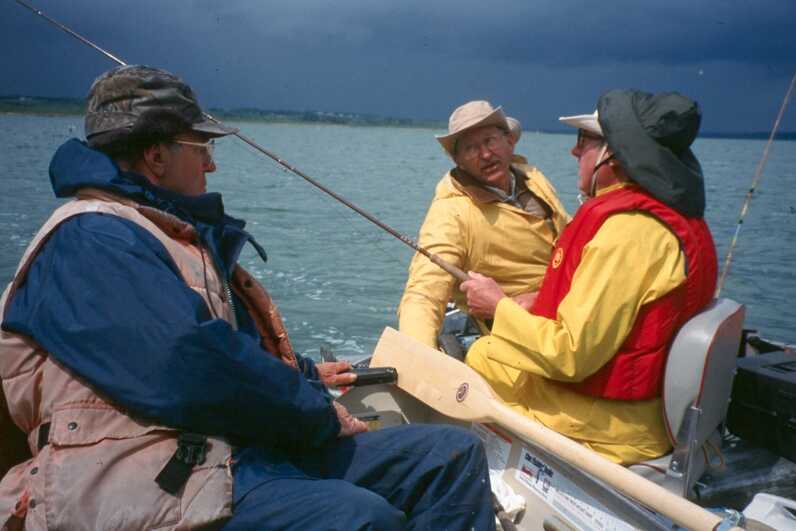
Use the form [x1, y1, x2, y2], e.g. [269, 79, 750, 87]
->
[284, 0, 794, 70]
[384, 0, 796, 68]
[193, 0, 796, 70]
[1, 0, 794, 132]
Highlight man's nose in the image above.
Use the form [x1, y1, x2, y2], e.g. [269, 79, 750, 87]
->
[478, 143, 494, 159]
[204, 157, 216, 173]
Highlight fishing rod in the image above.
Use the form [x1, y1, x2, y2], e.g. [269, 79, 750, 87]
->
[14, 0, 469, 283]
[716, 71, 796, 297]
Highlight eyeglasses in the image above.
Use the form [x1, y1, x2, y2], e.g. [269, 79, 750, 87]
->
[576, 130, 603, 150]
[456, 133, 508, 161]
[174, 139, 215, 161]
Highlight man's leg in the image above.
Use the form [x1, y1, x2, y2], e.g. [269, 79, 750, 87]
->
[466, 342, 529, 407]
[224, 474, 406, 531]
[296, 424, 495, 531]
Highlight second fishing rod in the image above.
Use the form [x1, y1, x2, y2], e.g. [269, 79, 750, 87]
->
[14, 0, 469, 283]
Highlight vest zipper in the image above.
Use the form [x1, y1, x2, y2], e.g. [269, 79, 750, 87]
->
[198, 243, 236, 326]
[222, 276, 236, 318]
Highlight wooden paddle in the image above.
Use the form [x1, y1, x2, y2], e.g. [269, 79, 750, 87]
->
[370, 327, 738, 531]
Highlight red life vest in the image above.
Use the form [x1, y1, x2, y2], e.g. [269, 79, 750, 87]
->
[530, 185, 717, 400]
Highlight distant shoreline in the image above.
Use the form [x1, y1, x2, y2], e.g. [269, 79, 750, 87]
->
[2, 96, 794, 140]
[0, 108, 443, 130]
[0, 96, 445, 130]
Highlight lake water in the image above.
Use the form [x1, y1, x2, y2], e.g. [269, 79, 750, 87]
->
[1, 114, 794, 359]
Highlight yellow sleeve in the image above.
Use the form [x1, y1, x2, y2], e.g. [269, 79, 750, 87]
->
[483, 211, 686, 381]
[398, 196, 468, 348]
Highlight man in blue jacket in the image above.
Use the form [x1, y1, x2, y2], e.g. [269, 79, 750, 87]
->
[0, 65, 494, 530]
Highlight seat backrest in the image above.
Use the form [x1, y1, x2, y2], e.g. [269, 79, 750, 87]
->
[662, 298, 745, 445]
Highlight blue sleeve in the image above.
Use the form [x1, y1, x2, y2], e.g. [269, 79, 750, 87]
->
[296, 355, 332, 396]
[297, 355, 319, 380]
[2, 213, 340, 448]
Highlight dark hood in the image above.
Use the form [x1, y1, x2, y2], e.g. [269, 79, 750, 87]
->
[48, 138, 267, 276]
[598, 90, 706, 218]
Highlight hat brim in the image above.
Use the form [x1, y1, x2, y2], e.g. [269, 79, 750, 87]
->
[558, 112, 602, 136]
[506, 116, 522, 142]
[436, 107, 508, 157]
[192, 119, 239, 138]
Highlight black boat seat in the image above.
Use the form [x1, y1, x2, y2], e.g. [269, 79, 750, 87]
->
[629, 298, 745, 499]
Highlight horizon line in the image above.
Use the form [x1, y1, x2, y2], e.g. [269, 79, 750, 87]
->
[1, 94, 794, 139]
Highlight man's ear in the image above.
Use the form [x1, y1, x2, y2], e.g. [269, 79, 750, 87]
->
[141, 143, 169, 178]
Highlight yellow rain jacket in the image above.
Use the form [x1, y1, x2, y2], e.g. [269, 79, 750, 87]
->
[466, 184, 686, 464]
[398, 163, 569, 347]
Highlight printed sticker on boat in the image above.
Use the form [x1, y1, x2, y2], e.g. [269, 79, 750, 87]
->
[472, 423, 511, 472]
[515, 446, 555, 503]
[514, 447, 635, 531]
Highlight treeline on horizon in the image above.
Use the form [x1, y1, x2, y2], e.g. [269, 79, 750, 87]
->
[2, 95, 794, 140]
[0, 95, 444, 129]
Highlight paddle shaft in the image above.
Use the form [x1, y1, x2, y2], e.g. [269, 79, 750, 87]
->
[488, 401, 728, 531]
[13, 0, 470, 284]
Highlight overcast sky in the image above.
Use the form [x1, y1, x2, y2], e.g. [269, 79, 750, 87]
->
[2, 0, 795, 133]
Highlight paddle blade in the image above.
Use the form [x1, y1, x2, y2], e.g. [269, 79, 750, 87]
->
[369, 327, 498, 423]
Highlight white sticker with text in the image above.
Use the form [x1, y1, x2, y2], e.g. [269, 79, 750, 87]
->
[514, 447, 635, 531]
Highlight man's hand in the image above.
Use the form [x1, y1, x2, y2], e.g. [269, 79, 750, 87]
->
[460, 272, 507, 319]
[334, 401, 368, 437]
[317, 361, 357, 388]
[511, 291, 538, 312]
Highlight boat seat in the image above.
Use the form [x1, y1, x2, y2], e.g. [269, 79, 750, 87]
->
[629, 298, 745, 499]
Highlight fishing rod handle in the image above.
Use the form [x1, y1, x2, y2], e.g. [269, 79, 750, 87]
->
[428, 254, 469, 282]
[350, 367, 398, 386]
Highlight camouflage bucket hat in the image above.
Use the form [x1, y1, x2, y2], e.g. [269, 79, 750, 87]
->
[84, 65, 238, 140]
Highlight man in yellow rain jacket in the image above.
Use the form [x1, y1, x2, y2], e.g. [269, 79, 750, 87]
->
[398, 101, 569, 349]
[461, 90, 718, 465]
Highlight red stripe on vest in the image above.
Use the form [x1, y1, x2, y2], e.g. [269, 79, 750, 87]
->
[530, 186, 717, 400]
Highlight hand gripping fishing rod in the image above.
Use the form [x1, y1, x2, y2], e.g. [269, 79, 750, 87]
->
[14, 0, 470, 283]
[716, 71, 796, 297]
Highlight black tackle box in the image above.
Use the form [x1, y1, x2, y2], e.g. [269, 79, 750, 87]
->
[727, 350, 796, 462]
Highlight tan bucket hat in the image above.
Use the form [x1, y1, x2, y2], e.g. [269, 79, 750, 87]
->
[436, 100, 509, 157]
[506, 116, 522, 142]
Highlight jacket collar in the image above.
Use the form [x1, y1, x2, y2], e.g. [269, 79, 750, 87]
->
[450, 165, 527, 204]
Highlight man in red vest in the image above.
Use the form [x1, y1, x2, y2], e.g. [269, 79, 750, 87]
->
[460, 90, 718, 464]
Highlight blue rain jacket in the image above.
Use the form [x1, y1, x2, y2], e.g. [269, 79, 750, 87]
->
[2, 139, 340, 451]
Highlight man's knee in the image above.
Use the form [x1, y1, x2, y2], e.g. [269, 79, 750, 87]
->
[464, 339, 489, 371]
[465, 341, 527, 403]
[338, 488, 406, 530]
[226, 481, 405, 531]
[424, 425, 487, 464]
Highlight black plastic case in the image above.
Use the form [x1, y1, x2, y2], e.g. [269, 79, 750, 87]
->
[727, 350, 796, 462]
